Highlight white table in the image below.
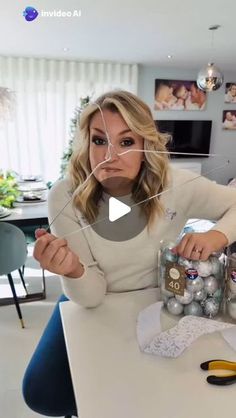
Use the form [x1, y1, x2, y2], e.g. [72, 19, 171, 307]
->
[0, 201, 48, 226]
[60, 288, 236, 418]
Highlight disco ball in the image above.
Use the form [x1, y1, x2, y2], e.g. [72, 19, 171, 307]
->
[197, 63, 224, 92]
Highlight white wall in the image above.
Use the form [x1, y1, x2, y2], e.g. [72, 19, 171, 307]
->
[138, 65, 236, 185]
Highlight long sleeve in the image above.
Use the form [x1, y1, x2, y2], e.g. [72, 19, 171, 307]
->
[47, 178, 107, 308]
[172, 169, 236, 244]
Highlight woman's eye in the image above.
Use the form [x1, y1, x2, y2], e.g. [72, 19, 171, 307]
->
[121, 138, 135, 147]
[91, 136, 107, 145]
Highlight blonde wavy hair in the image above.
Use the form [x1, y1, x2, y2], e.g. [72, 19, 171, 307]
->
[68, 90, 170, 230]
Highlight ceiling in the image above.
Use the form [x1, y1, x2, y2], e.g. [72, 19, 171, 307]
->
[0, 0, 235, 71]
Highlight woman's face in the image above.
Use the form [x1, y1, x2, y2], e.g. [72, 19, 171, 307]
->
[89, 109, 144, 195]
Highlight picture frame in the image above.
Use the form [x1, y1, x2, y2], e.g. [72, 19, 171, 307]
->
[225, 83, 236, 103]
[154, 79, 207, 111]
[222, 110, 236, 130]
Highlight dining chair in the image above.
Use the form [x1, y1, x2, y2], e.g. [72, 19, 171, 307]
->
[0, 222, 28, 328]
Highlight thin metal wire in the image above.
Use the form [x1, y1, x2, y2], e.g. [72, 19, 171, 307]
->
[61, 158, 230, 239]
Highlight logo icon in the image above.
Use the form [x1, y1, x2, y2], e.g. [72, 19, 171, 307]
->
[23, 6, 38, 21]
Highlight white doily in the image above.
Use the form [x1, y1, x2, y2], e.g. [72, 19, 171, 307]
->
[137, 302, 236, 358]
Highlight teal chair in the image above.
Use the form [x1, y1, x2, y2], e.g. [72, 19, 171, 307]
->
[0, 222, 28, 328]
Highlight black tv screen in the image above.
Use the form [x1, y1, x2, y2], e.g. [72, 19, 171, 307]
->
[155, 120, 212, 158]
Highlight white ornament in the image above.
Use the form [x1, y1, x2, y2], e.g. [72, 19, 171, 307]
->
[167, 298, 184, 316]
[209, 256, 221, 276]
[186, 276, 204, 293]
[184, 301, 203, 317]
[204, 275, 218, 296]
[176, 289, 193, 305]
[193, 260, 213, 277]
[178, 257, 193, 270]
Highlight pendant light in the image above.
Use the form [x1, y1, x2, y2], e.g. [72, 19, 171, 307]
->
[197, 25, 224, 92]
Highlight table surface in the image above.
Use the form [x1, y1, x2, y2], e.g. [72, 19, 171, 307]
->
[0, 201, 48, 224]
[60, 288, 236, 418]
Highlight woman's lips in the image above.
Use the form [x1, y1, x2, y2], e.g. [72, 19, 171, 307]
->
[102, 168, 122, 172]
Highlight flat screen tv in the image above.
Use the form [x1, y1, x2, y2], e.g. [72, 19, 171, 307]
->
[155, 120, 212, 158]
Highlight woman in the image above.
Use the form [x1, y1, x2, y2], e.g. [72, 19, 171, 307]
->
[23, 90, 236, 417]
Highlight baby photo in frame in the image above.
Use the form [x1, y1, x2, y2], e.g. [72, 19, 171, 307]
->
[154, 79, 207, 111]
[225, 83, 236, 103]
[222, 110, 236, 130]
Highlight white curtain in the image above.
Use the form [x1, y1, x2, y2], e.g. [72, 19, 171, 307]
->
[0, 57, 138, 182]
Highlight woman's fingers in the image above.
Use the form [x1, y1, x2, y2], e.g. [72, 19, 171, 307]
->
[35, 228, 47, 239]
[33, 230, 82, 276]
[176, 234, 195, 259]
[41, 238, 68, 265]
[33, 232, 55, 261]
[50, 245, 69, 267]
[174, 230, 228, 261]
[174, 233, 212, 261]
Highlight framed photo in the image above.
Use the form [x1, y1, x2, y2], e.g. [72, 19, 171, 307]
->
[222, 110, 236, 130]
[225, 83, 236, 103]
[154, 79, 207, 111]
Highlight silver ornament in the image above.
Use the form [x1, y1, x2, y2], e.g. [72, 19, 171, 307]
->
[228, 271, 236, 295]
[227, 299, 236, 320]
[193, 260, 213, 277]
[213, 288, 223, 303]
[176, 289, 193, 305]
[162, 295, 170, 306]
[161, 282, 174, 298]
[194, 288, 207, 302]
[204, 275, 218, 296]
[186, 276, 204, 293]
[228, 253, 236, 268]
[164, 250, 178, 263]
[184, 301, 203, 317]
[209, 256, 221, 276]
[162, 242, 178, 263]
[204, 298, 220, 318]
[178, 257, 193, 270]
[167, 297, 184, 316]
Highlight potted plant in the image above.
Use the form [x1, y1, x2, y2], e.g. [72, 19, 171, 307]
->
[0, 171, 20, 208]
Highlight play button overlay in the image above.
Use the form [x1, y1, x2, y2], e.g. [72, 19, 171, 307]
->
[109, 197, 131, 222]
[90, 176, 147, 241]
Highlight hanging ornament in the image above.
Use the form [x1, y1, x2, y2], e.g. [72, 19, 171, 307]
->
[197, 25, 224, 92]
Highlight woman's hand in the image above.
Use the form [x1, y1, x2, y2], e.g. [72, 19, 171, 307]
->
[33, 229, 84, 278]
[172, 230, 228, 261]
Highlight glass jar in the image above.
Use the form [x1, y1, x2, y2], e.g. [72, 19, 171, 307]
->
[225, 244, 236, 322]
[159, 240, 226, 319]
